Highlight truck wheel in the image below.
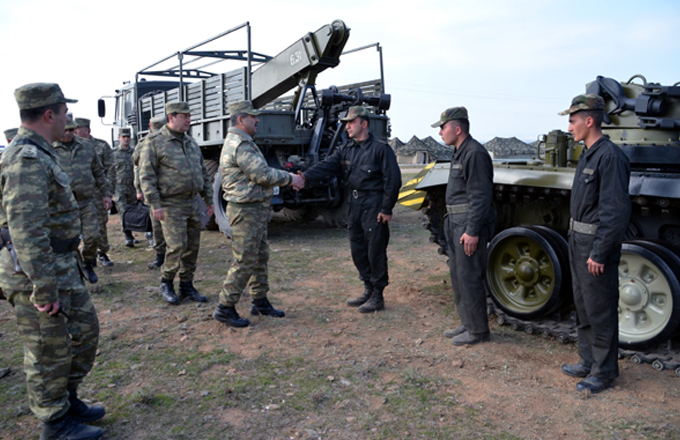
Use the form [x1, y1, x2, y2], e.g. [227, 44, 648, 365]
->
[212, 171, 232, 238]
[203, 159, 220, 230]
[318, 189, 350, 228]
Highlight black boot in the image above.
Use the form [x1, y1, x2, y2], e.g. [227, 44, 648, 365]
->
[83, 260, 98, 284]
[250, 296, 285, 317]
[213, 304, 250, 327]
[179, 281, 208, 302]
[147, 253, 165, 270]
[160, 278, 179, 305]
[358, 287, 385, 313]
[67, 389, 105, 423]
[97, 252, 114, 267]
[40, 414, 103, 440]
[347, 283, 373, 307]
[124, 230, 136, 248]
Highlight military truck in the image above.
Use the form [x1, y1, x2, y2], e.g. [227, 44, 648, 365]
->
[400, 75, 680, 352]
[99, 20, 390, 234]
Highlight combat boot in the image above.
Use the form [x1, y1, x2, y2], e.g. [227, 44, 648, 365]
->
[213, 304, 250, 327]
[160, 278, 179, 305]
[358, 287, 385, 313]
[67, 389, 106, 423]
[97, 252, 114, 267]
[179, 281, 208, 302]
[83, 260, 98, 284]
[346, 283, 373, 307]
[250, 296, 285, 317]
[147, 253, 165, 270]
[124, 230, 136, 248]
[40, 414, 103, 440]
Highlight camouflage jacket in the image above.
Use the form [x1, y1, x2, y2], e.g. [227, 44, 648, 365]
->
[0, 127, 83, 304]
[53, 137, 112, 206]
[132, 137, 146, 195]
[112, 146, 135, 198]
[139, 125, 213, 211]
[84, 135, 115, 195]
[220, 127, 292, 206]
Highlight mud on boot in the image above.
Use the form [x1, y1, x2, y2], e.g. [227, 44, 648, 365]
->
[147, 253, 165, 270]
[179, 281, 208, 302]
[160, 278, 179, 305]
[67, 389, 105, 423]
[347, 283, 373, 307]
[213, 304, 250, 327]
[250, 296, 285, 317]
[40, 414, 103, 440]
[358, 288, 385, 313]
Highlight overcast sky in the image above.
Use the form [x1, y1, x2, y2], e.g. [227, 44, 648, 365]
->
[1, 0, 678, 146]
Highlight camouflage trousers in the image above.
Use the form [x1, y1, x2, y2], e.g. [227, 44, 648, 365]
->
[152, 215, 167, 254]
[7, 285, 99, 422]
[159, 197, 202, 282]
[114, 193, 137, 232]
[93, 191, 110, 254]
[79, 201, 101, 263]
[220, 203, 270, 306]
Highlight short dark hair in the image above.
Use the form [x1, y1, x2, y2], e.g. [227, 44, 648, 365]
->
[356, 115, 369, 125]
[231, 113, 248, 127]
[447, 118, 470, 134]
[19, 102, 64, 123]
[578, 109, 604, 127]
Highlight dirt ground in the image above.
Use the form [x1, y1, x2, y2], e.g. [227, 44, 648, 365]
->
[1, 198, 679, 440]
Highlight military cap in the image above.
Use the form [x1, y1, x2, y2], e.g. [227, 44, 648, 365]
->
[150, 115, 167, 132]
[75, 117, 90, 128]
[340, 106, 371, 122]
[4, 128, 18, 141]
[430, 107, 468, 128]
[165, 101, 191, 114]
[559, 94, 605, 116]
[64, 113, 76, 130]
[228, 100, 261, 116]
[119, 127, 131, 137]
[14, 83, 77, 110]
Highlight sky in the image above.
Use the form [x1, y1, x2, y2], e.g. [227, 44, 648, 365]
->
[1, 0, 679, 146]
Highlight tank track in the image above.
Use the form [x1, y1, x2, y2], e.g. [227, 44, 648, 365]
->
[421, 198, 680, 377]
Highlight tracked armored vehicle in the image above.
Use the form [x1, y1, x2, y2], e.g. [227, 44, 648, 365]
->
[400, 75, 680, 354]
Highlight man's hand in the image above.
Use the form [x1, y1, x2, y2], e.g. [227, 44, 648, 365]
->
[35, 301, 60, 316]
[587, 258, 605, 276]
[136, 193, 144, 201]
[153, 207, 165, 221]
[102, 197, 113, 211]
[460, 233, 479, 257]
[206, 204, 215, 217]
[377, 212, 392, 224]
[290, 172, 305, 191]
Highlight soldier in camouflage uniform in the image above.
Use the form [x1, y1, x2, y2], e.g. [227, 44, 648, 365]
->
[74, 118, 115, 267]
[0, 83, 104, 440]
[133, 116, 167, 269]
[213, 100, 304, 328]
[139, 102, 214, 305]
[111, 127, 138, 247]
[53, 115, 113, 284]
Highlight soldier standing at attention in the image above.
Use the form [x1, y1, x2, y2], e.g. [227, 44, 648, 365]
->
[74, 118, 115, 267]
[111, 127, 138, 247]
[0, 83, 104, 440]
[300, 106, 402, 314]
[433, 107, 495, 346]
[139, 102, 214, 305]
[559, 94, 631, 393]
[213, 100, 303, 327]
[133, 116, 167, 269]
[53, 115, 113, 284]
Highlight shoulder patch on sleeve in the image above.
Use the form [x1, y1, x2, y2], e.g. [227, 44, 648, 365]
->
[21, 145, 38, 159]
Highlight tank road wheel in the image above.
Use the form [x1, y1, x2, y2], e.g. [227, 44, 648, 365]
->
[212, 171, 232, 238]
[486, 226, 569, 319]
[618, 241, 680, 350]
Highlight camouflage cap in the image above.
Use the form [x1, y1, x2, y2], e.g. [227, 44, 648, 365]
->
[559, 93, 605, 116]
[4, 128, 18, 140]
[431, 107, 468, 128]
[119, 127, 131, 137]
[150, 115, 167, 132]
[14, 83, 77, 110]
[165, 101, 191, 114]
[64, 113, 76, 130]
[340, 106, 370, 122]
[75, 117, 90, 128]
[228, 100, 261, 116]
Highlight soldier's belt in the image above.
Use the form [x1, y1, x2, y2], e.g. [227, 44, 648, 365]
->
[50, 237, 81, 253]
[351, 189, 382, 199]
[569, 218, 598, 235]
[163, 191, 199, 200]
[446, 203, 470, 215]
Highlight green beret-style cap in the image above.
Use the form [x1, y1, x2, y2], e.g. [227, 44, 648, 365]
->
[150, 116, 167, 132]
[14, 83, 77, 110]
[4, 128, 18, 140]
[165, 101, 191, 114]
[431, 107, 468, 128]
[340, 106, 370, 122]
[75, 117, 90, 128]
[119, 127, 131, 137]
[228, 100, 261, 116]
[559, 94, 605, 116]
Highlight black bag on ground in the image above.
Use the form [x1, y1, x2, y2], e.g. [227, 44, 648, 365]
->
[122, 201, 153, 232]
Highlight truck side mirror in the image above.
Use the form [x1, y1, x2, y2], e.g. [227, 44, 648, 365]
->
[98, 99, 106, 118]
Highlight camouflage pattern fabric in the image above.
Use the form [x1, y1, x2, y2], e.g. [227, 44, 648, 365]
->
[112, 145, 136, 228]
[219, 203, 270, 305]
[132, 139, 166, 253]
[431, 106, 469, 127]
[0, 127, 99, 422]
[559, 93, 605, 115]
[159, 198, 201, 281]
[85, 136, 115, 253]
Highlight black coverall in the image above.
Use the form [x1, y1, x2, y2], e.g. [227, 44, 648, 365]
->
[569, 135, 630, 382]
[304, 134, 401, 290]
[444, 135, 495, 337]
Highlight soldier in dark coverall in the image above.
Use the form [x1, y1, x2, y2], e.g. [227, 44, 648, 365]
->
[433, 107, 495, 346]
[559, 94, 631, 394]
[300, 106, 402, 314]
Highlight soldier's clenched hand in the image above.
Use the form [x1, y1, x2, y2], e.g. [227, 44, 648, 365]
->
[460, 233, 479, 257]
[153, 207, 165, 221]
[35, 301, 61, 316]
[102, 197, 112, 211]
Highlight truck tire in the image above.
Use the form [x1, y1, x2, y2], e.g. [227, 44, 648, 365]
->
[212, 171, 232, 238]
[203, 159, 220, 231]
